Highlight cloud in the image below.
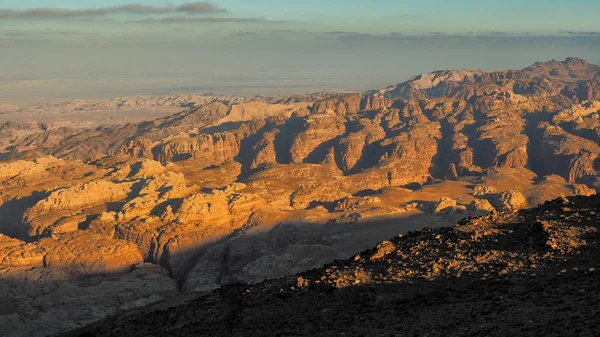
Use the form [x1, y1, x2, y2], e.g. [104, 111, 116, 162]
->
[323, 32, 407, 42]
[562, 31, 600, 36]
[0, 29, 78, 37]
[126, 17, 272, 24]
[317, 31, 600, 44]
[0, 2, 227, 19]
[176, 2, 228, 15]
[323, 31, 362, 36]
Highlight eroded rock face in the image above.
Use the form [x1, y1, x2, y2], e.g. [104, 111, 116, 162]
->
[23, 180, 134, 237]
[469, 199, 496, 216]
[335, 122, 386, 172]
[552, 100, 600, 123]
[289, 115, 347, 164]
[433, 197, 459, 213]
[4, 163, 268, 282]
[493, 190, 528, 212]
[311, 94, 363, 115]
[250, 130, 279, 169]
[473, 185, 498, 196]
[0, 232, 142, 276]
[311, 94, 393, 115]
[154, 187, 266, 278]
[0, 157, 61, 180]
[332, 196, 381, 212]
[571, 184, 597, 196]
[533, 121, 600, 183]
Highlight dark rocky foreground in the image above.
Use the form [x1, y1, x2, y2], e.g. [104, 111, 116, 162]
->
[65, 194, 600, 336]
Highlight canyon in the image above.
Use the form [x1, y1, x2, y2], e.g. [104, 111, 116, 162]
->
[1, 57, 600, 336]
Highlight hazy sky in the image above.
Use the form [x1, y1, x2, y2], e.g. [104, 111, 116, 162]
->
[1, 1, 600, 105]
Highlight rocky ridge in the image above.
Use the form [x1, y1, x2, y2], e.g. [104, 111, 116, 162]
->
[65, 194, 600, 336]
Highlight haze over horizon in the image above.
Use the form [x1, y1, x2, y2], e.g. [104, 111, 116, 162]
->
[2, 0, 600, 105]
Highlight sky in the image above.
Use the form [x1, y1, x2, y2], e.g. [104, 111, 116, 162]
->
[1, 1, 600, 105]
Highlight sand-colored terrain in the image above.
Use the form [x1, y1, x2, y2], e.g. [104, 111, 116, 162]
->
[1, 58, 600, 336]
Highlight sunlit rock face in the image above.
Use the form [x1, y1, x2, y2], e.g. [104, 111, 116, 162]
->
[1, 58, 600, 336]
[65, 195, 600, 337]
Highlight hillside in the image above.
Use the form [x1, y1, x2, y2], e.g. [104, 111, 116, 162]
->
[66, 194, 600, 336]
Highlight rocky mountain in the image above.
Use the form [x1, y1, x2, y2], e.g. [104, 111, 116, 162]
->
[3, 59, 600, 185]
[65, 194, 600, 336]
[1, 58, 600, 336]
[373, 56, 600, 101]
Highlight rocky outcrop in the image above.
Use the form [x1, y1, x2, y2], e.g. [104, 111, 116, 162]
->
[433, 197, 459, 213]
[23, 180, 134, 237]
[311, 94, 363, 115]
[0, 231, 142, 276]
[7, 164, 267, 282]
[468, 199, 496, 216]
[552, 100, 600, 123]
[492, 190, 527, 212]
[336, 133, 368, 172]
[571, 184, 596, 196]
[67, 195, 600, 337]
[152, 132, 242, 165]
[473, 185, 498, 196]
[250, 130, 279, 169]
[570, 73, 600, 101]
[289, 115, 346, 164]
[360, 96, 393, 111]
[332, 196, 381, 212]
[0, 157, 58, 180]
[536, 122, 600, 183]
[335, 123, 386, 172]
[311, 94, 393, 115]
[375, 121, 442, 186]
[127, 160, 166, 178]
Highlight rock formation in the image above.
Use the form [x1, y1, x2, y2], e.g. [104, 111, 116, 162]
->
[493, 190, 528, 212]
[65, 195, 600, 337]
[1, 58, 600, 336]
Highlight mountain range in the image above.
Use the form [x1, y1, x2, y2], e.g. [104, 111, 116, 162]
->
[1, 57, 600, 336]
